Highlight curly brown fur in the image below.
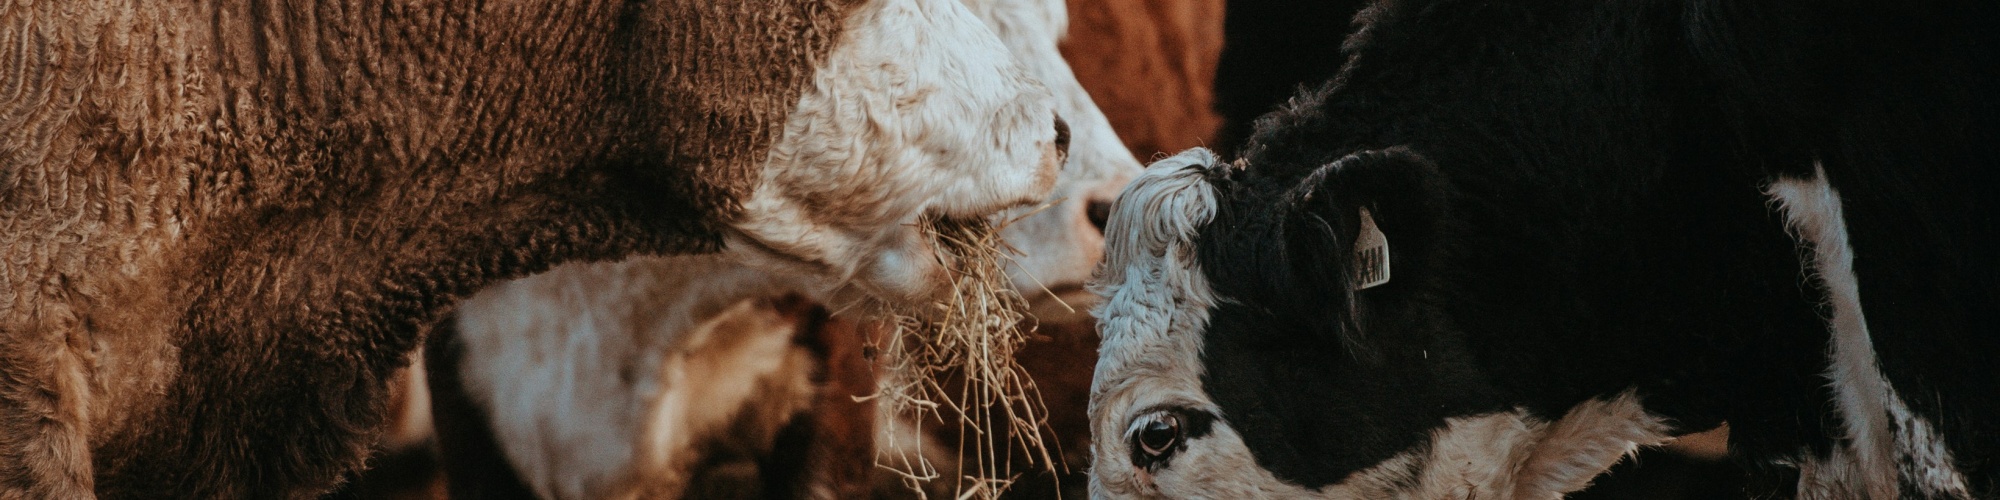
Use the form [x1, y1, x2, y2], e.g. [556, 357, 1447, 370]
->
[0, 0, 849, 497]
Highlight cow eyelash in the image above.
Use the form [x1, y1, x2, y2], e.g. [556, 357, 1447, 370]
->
[1128, 408, 1192, 471]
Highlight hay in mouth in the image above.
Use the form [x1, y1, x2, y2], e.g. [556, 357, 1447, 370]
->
[870, 214, 1057, 499]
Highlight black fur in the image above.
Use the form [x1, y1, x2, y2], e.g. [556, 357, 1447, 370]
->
[1189, 0, 1997, 494]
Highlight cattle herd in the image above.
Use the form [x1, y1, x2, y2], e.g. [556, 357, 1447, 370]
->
[3, 0, 1993, 499]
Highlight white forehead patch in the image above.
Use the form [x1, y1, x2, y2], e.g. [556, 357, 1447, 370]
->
[1090, 147, 1224, 381]
[1087, 146, 1228, 497]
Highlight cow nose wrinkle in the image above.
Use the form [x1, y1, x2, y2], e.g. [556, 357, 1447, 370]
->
[1052, 114, 1071, 164]
[1087, 198, 1114, 233]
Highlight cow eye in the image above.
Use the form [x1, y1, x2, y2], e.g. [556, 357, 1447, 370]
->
[1133, 411, 1183, 465]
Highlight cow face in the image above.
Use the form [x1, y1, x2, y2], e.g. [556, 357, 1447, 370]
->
[1087, 148, 1675, 499]
[727, 0, 1072, 306]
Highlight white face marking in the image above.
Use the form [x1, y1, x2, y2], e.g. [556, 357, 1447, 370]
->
[1087, 149, 1225, 491]
[1765, 164, 1970, 499]
[1088, 148, 1674, 499]
[731, 0, 1066, 305]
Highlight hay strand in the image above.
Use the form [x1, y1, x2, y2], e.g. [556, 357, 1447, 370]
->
[871, 214, 1058, 499]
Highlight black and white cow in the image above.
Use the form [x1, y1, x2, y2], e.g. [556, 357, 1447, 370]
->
[1089, 1, 1998, 498]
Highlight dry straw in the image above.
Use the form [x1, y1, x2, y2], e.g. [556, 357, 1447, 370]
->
[868, 213, 1060, 499]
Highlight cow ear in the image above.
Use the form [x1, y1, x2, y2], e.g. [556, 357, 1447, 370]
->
[1284, 147, 1448, 297]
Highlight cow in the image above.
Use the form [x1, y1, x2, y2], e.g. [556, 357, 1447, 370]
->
[1088, 1, 1998, 499]
[1210, 1, 1741, 495]
[0, 0, 1071, 496]
[414, 0, 1148, 497]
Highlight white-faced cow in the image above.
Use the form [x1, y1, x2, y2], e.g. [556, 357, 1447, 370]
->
[0, 0, 1070, 497]
[416, 0, 1144, 497]
[1090, 1, 1998, 499]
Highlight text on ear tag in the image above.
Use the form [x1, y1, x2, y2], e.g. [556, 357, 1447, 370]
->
[1353, 207, 1390, 289]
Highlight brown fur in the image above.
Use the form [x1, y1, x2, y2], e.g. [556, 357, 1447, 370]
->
[0, 1, 852, 497]
[1057, 0, 1224, 159]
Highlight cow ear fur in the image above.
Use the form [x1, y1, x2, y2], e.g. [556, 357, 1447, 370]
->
[1282, 147, 1449, 348]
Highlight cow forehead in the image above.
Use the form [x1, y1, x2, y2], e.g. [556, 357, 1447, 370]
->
[1090, 148, 1224, 383]
[1084, 151, 1223, 455]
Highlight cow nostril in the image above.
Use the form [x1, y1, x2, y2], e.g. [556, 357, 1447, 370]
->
[1052, 115, 1071, 163]
[1087, 199, 1113, 233]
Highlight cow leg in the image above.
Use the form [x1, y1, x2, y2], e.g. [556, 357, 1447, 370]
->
[422, 318, 539, 500]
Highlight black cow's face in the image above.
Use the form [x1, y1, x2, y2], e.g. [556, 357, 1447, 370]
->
[1090, 0, 2000, 496]
[1087, 148, 1674, 499]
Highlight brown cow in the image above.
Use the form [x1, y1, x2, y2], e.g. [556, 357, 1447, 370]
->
[0, 0, 1068, 497]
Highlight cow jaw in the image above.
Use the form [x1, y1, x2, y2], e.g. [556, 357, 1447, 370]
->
[728, 0, 1064, 306]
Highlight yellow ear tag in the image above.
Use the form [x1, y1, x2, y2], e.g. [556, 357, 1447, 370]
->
[1353, 207, 1390, 289]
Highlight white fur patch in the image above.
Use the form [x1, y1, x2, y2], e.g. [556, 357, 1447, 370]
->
[1086, 147, 1227, 498]
[1766, 164, 1970, 499]
[730, 0, 1065, 305]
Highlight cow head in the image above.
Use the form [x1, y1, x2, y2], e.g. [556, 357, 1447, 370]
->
[1087, 148, 1675, 499]
[724, 0, 1073, 306]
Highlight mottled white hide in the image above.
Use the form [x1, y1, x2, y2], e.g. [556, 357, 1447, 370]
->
[729, 0, 1068, 305]
[1766, 165, 1971, 500]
